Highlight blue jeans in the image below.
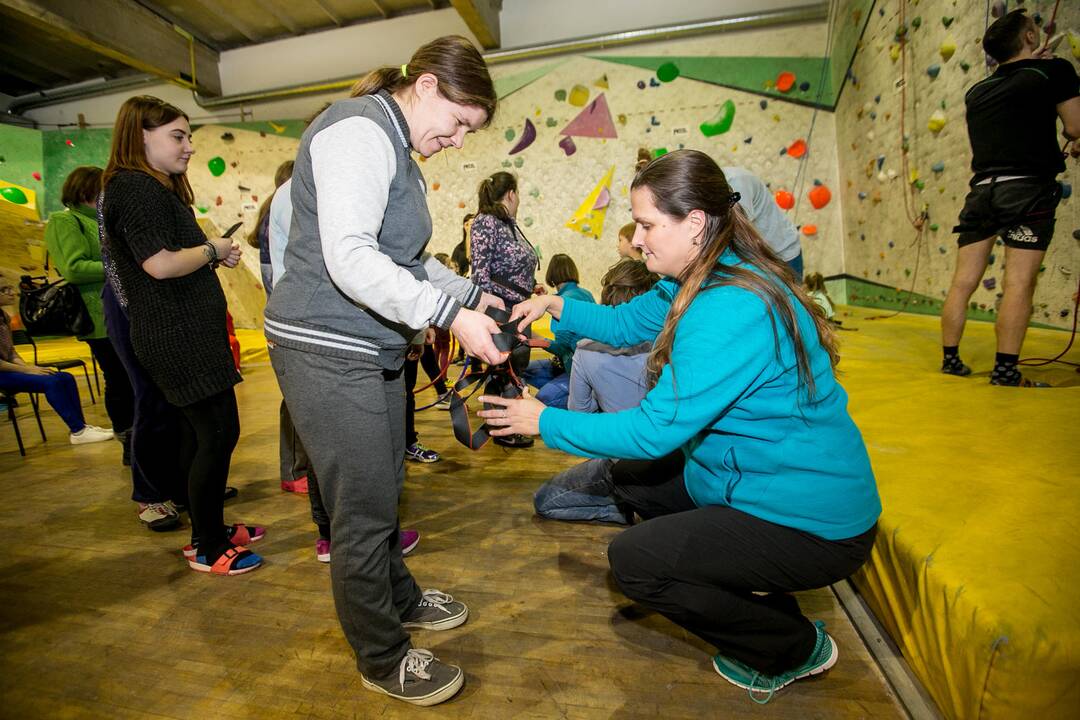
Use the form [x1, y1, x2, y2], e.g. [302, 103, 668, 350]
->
[533, 458, 629, 524]
[522, 359, 570, 409]
[0, 369, 85, 432]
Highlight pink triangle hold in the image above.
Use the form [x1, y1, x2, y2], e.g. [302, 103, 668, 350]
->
[560, 93, 618, 139]
[592, 187, 611, 210]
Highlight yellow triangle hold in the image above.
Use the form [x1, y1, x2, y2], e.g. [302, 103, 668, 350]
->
[565, 166, 615, 239]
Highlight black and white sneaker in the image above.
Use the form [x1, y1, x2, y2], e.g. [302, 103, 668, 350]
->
[361, 649, 464, 706]
[402, 589, 469, 630]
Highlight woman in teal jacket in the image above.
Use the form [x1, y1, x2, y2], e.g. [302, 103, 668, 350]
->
[45, 166, 134, 458]
[481, 150, 880, 704]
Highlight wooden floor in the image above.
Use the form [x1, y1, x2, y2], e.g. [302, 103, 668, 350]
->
[0, 357, 905, 719]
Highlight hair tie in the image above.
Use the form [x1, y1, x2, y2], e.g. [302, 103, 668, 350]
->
[401, 64, 408, 78]
[728, 191, 742, 209]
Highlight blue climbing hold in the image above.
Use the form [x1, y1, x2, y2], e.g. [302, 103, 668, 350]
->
[1061, 181, 1072, 199]
[877, 155, 886, 170]
[931, 161, 945, 173]
[927, 64, 941, 79]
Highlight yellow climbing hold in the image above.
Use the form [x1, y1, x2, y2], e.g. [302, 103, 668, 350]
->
[890, 44, 901, 62]
[940, 36, 957, 62]
[927, 110, 947, 133]
[1069, 31, 1080, 61]
[568, 84, 590, 107]
[909, 169, 919, 184]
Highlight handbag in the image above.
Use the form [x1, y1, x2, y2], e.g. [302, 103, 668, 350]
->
[18, 274, 93, 337]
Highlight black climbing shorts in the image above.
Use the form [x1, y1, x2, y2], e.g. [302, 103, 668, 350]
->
[954, 177, 1062, 251]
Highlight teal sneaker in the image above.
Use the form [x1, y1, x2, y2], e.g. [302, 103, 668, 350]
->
[712, 620, 838, 704]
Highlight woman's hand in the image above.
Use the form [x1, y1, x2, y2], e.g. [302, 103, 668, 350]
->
[451, 307, 510, 365]
[424, 327, 436, 345]
[475, 292, 505, 314]
[25, 365, 58, 376]
[218, 241, 242, 268]
[510, 294, 561, 334]
[407, 344, 422, 361]
[533, 284, 547, 296]
[477, 389, 545, 437]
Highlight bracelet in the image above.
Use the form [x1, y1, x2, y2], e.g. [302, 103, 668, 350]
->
[203, 241, 218, 264]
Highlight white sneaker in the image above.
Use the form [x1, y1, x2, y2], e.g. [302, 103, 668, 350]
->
[70, 424, 115, 445]
[137, 502, 181, 531]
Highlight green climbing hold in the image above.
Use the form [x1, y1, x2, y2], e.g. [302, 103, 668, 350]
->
[700, 100, 736, 137]
[554, 89, 567, 102]
[942, 16, 954, 27]
[513, 157, 524, 168]
[196, 206, 209, 214]
[959, 60, 971, 72]
[505, 128, 516, 142]
[912, 16, 921, 29]
[501, 160, 512, 168]
[657, 62, 680, 83]
[207, 156, 226, 176]
[0, 186, 28, 204]
[930, 223, 940, 231]
[523, 217, 534, 227]
[652, 148, 669, 158]
[546, 117, 557, 128]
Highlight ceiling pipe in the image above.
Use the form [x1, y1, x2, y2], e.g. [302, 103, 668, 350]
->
[6, 4, 826, 114]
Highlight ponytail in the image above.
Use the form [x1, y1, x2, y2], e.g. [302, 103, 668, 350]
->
[477, 172, 517, 223]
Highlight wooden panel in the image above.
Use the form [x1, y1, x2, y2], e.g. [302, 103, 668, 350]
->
[0, 358, 905, 719]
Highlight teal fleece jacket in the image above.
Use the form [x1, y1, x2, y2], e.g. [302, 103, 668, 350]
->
[538, 256, 880, 541]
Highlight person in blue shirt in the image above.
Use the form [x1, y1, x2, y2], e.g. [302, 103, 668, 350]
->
[521, 253, 596, 409]
[480, 149, 881, 703]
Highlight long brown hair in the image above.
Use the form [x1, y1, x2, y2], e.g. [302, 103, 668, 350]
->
[61, 166, 104, 208]
[349, 35, 496, 126]
[102, 95, 194, 205]
[477, 171, 516, 223]
[247, 160, 294, 248]
[634, 150, 837, 399]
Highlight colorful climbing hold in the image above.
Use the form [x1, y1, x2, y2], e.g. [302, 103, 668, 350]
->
[546, 117, 557, 128]
[787, 139, 807, 158]
[940, 37, 957, 62]
[911, 16, 921, 29]
[509, 119, 537, 154]
[942, 16, 954, 28]
[31, 171, 41, 181]
[799, 81, 811, 92]
[65, 139, 75, 147]
[927, 110, 947, 133]
[653, 148, 668, 158]
[558, 136, 577, 156]
[700, 100, 736, 137]
[0, 186, 28, 204]
[959, 60, 971, 73]
[636, 80, 646, 90]
[774, 190, 795, 210]
[657, 62, 680, 83]
[808, 185, 831, 209]
[432, 182, 440, 191]
[555, 89, 567, 101]
[990, 1, 1005, 19]
[927, 64, 941, 79]
[983, 277, 997, 290]
[802, 224, 818, 236]
[504, 128, 516, 142]
[759, 99, 768, 110]
[1061, 182, 1073, 199]
[568, 85, 589, 106]
[776, 71, 796, 93]
[208, 156, 226, 176]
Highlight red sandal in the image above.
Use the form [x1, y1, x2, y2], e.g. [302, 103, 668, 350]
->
[181, 523, 265, 558]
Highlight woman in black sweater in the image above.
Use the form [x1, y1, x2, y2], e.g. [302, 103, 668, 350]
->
[101, 95, 264, 575]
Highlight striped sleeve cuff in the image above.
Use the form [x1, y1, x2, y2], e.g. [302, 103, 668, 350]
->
[431, 294, 463, 330]
[463, 283, 483, 310]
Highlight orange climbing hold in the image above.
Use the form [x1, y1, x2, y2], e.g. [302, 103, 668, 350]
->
[776, 71, 796, 93]
[774, 189, 795, 210]
[808, 184, 832, 209]
[802, 224, 818, 236]
[787, 139, 808, 158]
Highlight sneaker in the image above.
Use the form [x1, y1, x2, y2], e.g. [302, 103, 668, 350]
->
[493, 433, 534, 448]
[360, 648, 463, 706]
[941, 359, 971, 376]
[402, 589, 468, 631]
[316, 538, 331, 563]
[989, 374, 1050, 387]
[712, 621, 838, 705]
[138, 502, 181, 532]
[281, 475, 309, 493]
[401, 529, 420, 555]
[434, 395, 453, 410]
[70, 424, 114, 445]
[405, 442, 441, 463]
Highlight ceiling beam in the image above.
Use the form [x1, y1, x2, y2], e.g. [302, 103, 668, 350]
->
[449, 0, 500, 49]
[182, 0, 262, 43]
[133, 0, 226, 51]
[368, 0, 389, 19]
[312, 0, 342, 26]
[256, 0, 299, 35]
[0, 0, 222, 95]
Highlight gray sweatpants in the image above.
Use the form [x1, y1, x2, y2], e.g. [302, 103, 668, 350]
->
[270, 344, 422, 678]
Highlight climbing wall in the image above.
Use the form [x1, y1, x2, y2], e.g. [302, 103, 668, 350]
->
[421, 22, 845, 297]
[0, 125, 48, 292]
[836, 0, 1080, 329]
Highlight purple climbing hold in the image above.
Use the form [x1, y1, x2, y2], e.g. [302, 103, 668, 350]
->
[799, 81, 811, 91]
[637, 80, 646, 90]
[983, 277, 997, 290]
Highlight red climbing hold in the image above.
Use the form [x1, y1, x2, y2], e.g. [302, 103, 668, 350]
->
[776, 71, 796, 93]
[774, 190, 795, 210]
[808, 185, 832, 209]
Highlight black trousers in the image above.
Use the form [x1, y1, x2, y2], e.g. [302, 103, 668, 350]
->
[606, 453, 877, 675]
[403, 345, 449, 445]
[85, 337, 134, 434]
[177, 388, 240, 557]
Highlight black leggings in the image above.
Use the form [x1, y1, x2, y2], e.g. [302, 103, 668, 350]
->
[177, 389, 240, 558]
[85, 337, 134, 434]
[404, 345, 449, 445]
[607, 453, 877, 675]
